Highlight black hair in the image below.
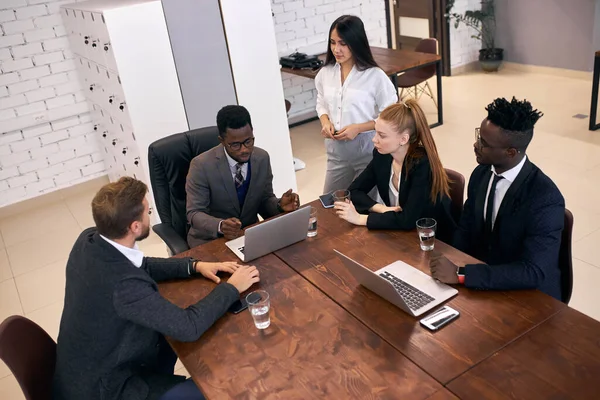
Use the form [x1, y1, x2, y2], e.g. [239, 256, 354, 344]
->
[485, 97, 543, 150]
[216, 105, 252, 137]
[324, 15, 379, 71]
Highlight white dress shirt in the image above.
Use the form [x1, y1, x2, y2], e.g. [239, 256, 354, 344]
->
[315, 63, 398, 160]
[224, 147, 248, 182]
[388, 163, 400, 207]
[484, 156, 527, 228]
[100, 234, 144, 268]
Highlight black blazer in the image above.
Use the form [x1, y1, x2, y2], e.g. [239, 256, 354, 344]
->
[53, 228, 240, 400]
[454, 159, 565, 300]
[349, 149, 455, 242]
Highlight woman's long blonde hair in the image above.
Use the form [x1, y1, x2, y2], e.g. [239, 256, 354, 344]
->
[379, 99, 450, 202]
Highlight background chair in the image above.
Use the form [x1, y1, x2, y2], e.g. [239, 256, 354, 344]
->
[444, 168, 465, 223]
[0, 315, 56, 400]
[148, 126, 221, 255]
[397, 38, 438, 108]
[559, 209, 574, 304]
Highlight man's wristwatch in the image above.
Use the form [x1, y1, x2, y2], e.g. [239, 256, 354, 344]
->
[457, 266, 465, 284]
[188, 258, 200, 276]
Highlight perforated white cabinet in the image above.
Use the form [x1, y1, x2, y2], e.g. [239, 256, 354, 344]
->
[61, 0, 297, 221]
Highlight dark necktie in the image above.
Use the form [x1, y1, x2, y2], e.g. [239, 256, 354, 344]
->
[485, 174, 504, 235]
[234, 163, 244, 188]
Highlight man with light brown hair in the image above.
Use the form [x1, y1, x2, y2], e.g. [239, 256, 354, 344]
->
[53, 177, 260, 400]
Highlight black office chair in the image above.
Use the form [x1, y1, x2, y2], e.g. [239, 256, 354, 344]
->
[444, 168, 465, 223]
[559, 209, 574, 304]
[148, 126, 221, 255]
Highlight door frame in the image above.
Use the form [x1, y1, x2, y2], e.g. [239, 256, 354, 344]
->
[384, 0, 452, 76]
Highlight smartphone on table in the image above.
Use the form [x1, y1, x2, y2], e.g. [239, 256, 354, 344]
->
[319, 193, 335, 209]
[228, 298, 248, 314]
[419, 306, 460, 331]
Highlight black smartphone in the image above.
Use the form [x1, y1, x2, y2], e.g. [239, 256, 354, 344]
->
[228, 299, 248, 314]
[319, 193, 335, 208]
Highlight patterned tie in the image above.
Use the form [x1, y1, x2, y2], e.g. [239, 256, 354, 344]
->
[235, 163, 244, 188]
[485, 174, 504, 235]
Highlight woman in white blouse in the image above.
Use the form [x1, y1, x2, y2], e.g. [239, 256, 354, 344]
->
[316, 15, 398, 195]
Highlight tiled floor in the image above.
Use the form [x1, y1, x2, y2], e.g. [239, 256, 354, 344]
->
[2, 68, 600, 397]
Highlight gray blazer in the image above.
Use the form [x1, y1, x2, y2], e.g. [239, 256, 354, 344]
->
[186, 144, 280, 248]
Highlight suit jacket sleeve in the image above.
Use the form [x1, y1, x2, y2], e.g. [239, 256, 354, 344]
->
[348, 157, 378, 213]
[453, 168, 480, 254]
[142, 257, 192, 282]
[113, 277, 239, 343]
[258, 154, 280, 219]
[464, 190, 565, 291]
[186, 157, 222, 239]
[365, 159, 432, 230]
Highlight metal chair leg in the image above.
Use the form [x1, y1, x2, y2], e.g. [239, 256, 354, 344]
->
[425, 82, 438, 109]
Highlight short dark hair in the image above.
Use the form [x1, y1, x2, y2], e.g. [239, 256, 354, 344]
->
[92, 177, 147, 239]
[485, 97, 543, 150]
[216, 105, 253, 137]
[324, 15, 379, 71]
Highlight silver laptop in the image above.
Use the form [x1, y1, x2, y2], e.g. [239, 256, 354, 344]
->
[334, 250, 458, 317]
[225, 207, 311, 262]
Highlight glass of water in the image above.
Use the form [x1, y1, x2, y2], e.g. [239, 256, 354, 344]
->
[416, 218, 437, 251]
[307, 206, 318, 237]
[332, 189, 351, 203]
[246, 290, 270, 329]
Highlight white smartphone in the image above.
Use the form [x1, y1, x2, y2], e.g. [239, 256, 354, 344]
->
[319, 193, 335, 208]
[419, 306, 460, 331]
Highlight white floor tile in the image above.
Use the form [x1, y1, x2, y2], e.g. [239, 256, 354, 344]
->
[0, 374, 25, 400]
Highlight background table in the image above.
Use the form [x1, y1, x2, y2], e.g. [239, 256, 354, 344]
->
[274, 201, 566, 384]
[160, 239, 443, 399]
[281, 47, 444, 128]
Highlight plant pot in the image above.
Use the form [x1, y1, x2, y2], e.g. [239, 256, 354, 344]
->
[479, 48, 504, 72]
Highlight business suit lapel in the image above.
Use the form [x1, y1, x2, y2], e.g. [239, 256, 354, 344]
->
[376, 155, 392, 206]
[215, 146, 241, 213]
[474, 168, 492, 235]
[494, 159, 533, 231]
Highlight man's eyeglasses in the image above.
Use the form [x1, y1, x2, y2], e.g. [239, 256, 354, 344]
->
[475, 128, 521, 153]
[226, 137, 255, 151]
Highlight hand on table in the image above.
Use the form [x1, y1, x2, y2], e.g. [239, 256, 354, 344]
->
[195, 261, 244, 284]
[334, 201, 367, 226]
[430, 253, 459, 284]
[370, 204, 402, 214]
[227, 265, 260, 293]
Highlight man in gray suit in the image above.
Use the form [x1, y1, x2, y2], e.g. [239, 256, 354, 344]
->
[186, 105, 300, 248]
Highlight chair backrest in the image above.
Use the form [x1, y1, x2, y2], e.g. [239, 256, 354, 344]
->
[148, 126, 221, 240]
[559, 209, 574, 304]
[0, 316, 56, 400]
[414, 38, 438, 77]
[444, 168, 465, 223]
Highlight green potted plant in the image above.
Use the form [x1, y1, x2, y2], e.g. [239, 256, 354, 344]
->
[446, 0, 503, 72]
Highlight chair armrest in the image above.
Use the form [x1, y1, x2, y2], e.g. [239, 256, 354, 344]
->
[152, 223, 190, 255]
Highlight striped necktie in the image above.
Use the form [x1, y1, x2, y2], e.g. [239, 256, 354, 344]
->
[235, 163, 244, 188]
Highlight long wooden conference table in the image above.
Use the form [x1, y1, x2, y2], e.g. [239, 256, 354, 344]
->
[159, 200, 600, 399]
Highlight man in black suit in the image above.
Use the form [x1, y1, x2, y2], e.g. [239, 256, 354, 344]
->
[430, 97, 565, 300]
[53, 177, 260, 400]
[186, 105, 300, 248]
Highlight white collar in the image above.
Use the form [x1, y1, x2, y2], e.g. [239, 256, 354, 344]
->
[491, 155, 527, 183]
[100, 234, 144, 268]
[223, 146, 248, 169]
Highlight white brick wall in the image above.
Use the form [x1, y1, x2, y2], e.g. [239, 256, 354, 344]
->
[272, 0, 387, 120]
[0, 0, 106, 208]
[449, 0, 481, 69]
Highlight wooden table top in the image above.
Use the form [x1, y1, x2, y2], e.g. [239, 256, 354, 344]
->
[160, 239, 443, 399]
[280, 46, 441, 80]
[447, 307, 600, 399]
[274, 201, 566, 384]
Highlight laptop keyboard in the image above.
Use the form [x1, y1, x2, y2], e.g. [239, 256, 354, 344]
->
[238, 246, 245, 254]
[379, 271, 435, 311]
